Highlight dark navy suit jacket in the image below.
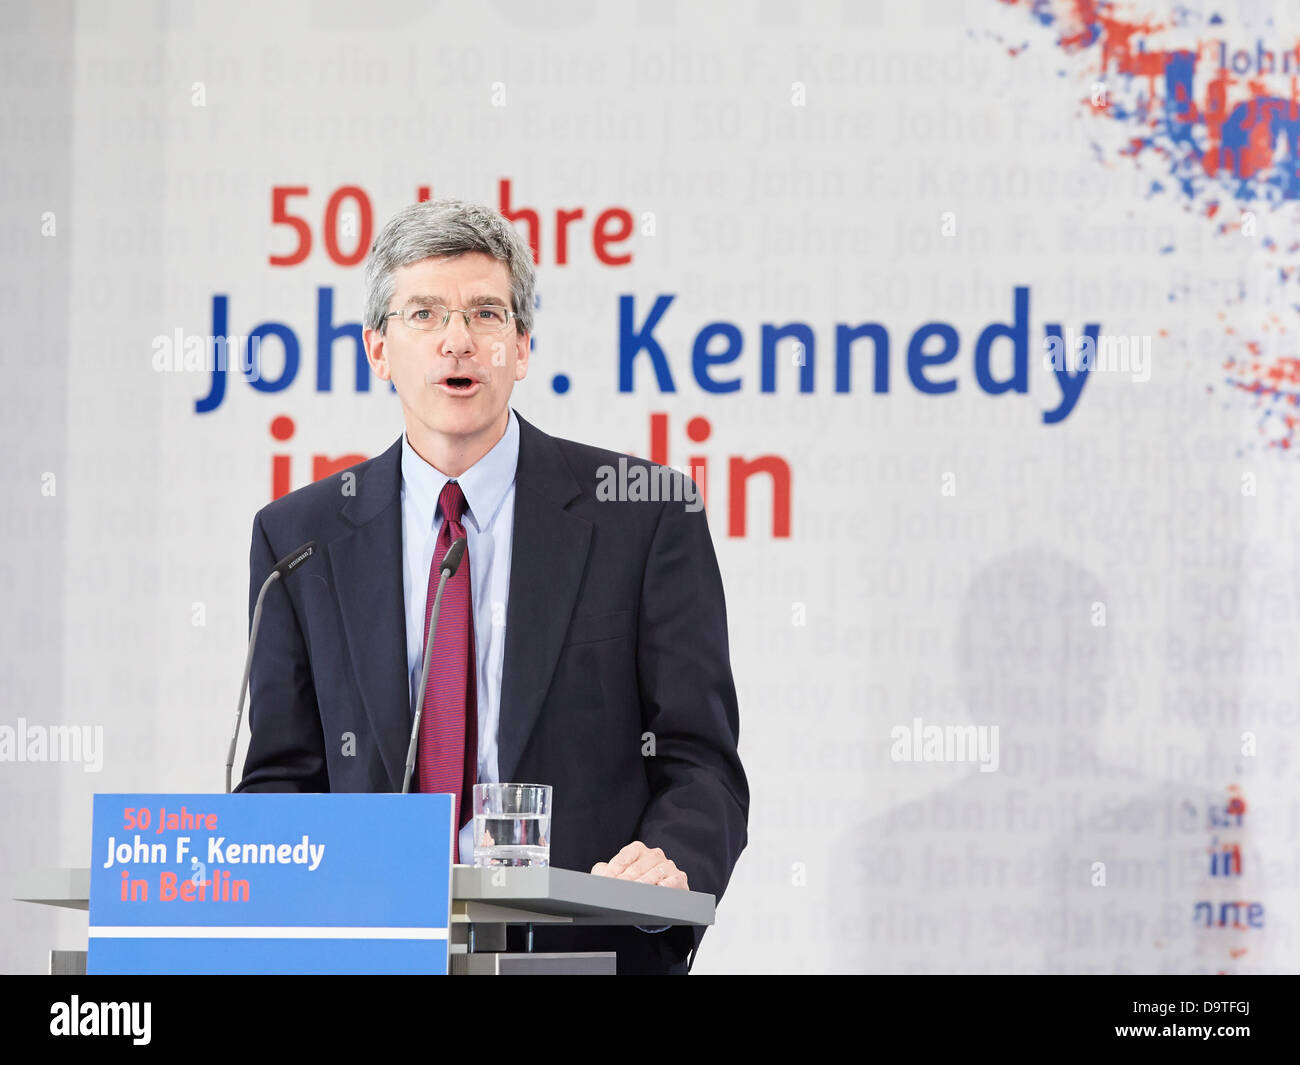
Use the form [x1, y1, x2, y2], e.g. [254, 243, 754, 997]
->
[234, 409, 749, 973]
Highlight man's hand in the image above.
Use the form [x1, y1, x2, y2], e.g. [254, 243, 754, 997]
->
[591, 842, 688, 890]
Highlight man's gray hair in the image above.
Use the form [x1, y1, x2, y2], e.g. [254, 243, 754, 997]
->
[363, 198, 536, 335]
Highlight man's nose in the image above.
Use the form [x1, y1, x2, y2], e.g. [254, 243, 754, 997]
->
[440, 312, 474, 356]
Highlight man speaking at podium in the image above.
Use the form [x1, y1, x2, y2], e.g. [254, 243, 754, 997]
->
[234, 198, 749, 974]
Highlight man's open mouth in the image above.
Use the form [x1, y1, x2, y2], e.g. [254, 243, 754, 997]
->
[442, 377, 477, 391]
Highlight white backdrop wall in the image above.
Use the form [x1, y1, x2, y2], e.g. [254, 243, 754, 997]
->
[2, 0, 1298, 973]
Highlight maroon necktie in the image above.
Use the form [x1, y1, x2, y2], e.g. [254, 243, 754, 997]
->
[416, 480, 477, 863]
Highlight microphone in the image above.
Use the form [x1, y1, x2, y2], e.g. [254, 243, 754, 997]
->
[224, 541, 317, 793]
[402, 536, 467, 795]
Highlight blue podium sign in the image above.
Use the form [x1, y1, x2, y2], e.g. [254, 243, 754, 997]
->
[88, 793, 454, 975]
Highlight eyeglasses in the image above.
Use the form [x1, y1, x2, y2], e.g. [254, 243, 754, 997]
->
[382, 304, 517, 334]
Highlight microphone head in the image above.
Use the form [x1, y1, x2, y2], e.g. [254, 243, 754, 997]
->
[272, 541, 316, 579]
[440, 537, 467, 576]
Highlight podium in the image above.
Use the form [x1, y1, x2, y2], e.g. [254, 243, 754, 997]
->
[13, 865, 715, 975]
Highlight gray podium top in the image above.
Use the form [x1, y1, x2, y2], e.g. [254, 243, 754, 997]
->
[452, 865, 713, 926]
[12, 866, 715, 928]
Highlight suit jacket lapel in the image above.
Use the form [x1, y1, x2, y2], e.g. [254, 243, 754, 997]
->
[498, 411, 592, 783]
[328, 435, 410, 791]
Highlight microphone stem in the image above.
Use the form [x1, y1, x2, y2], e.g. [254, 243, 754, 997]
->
[225, 571, 280, 794]
[403, 567, 452, 794]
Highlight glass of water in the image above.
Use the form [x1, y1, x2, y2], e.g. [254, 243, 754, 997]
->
[472, 783, 552, 867]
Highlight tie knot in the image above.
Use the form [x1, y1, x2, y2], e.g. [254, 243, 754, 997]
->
[439, 480, 469, 525]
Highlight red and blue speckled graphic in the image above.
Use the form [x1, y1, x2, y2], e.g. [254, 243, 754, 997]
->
[997, 0, 1300, 450]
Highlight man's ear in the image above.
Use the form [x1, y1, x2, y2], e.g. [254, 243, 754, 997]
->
[363, 326, 390, 381]
[514, 330, 531, 381]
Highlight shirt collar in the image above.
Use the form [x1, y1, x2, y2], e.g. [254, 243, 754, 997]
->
[400, 408, 520, 532]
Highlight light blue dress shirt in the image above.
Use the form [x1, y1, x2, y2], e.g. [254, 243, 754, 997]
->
[401, 408, 518, 865]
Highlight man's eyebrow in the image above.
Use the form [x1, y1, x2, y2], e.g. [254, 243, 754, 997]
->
[401, 293, 509, 307]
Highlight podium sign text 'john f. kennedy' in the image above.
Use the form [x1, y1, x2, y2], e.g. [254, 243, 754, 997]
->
[88, 793, 454, 974]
